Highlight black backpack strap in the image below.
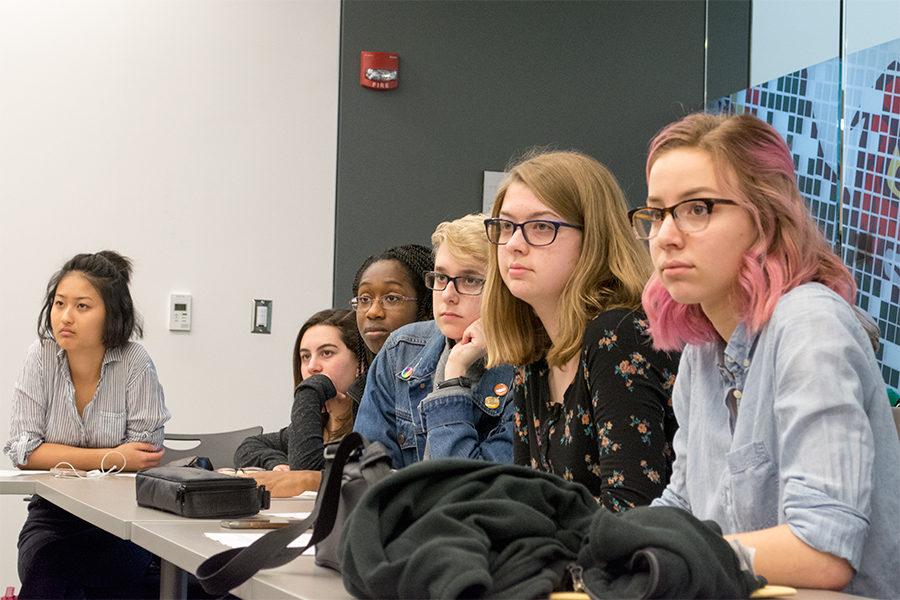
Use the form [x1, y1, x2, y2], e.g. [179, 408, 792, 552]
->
[196, 432, 382, 595]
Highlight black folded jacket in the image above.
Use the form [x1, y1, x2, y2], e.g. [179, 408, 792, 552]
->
[339, 459, 599, 599]
[577, 506, 765, 599]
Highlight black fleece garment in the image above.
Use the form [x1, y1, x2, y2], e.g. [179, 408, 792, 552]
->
[578, 506, 764, 599]
[340, 460, 763, 599]
[233, 373, 365, 470]
[339, 459, 599, 599]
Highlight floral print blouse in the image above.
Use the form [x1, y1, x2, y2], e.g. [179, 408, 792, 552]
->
[513, 308, 679, 512]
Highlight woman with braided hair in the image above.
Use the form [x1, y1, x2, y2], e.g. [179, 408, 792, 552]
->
[351, 243, 434, 356]
[4, 250, 170, 598]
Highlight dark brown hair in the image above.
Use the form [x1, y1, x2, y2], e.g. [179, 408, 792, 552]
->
[291, 308, 366, 388]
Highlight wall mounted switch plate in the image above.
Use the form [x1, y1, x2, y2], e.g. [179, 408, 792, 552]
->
[252, 299, 272, 334]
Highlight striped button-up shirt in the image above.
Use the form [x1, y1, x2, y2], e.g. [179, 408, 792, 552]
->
[4, 338, 170, 467]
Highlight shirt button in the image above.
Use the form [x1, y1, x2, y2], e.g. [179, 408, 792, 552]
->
[419, 383, 426, 390]
[733, 390, 743, 399]
[398, 433, 406, 445]
[742, 359, 750, 367]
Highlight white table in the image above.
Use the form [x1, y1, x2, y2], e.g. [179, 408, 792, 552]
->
[132, 521, 348, 600]
[1, 472, 332, 599]
[0, 471, 47, 495]
[0, 473, 872, 600]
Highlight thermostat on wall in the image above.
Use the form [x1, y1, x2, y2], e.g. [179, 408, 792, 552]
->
[168, 293, 192, 332]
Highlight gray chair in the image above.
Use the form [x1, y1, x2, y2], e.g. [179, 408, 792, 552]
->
[162, 426, 263, 469]
[892, 407, 900, 440]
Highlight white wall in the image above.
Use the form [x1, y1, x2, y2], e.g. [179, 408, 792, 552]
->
[0, 0, 340, 587]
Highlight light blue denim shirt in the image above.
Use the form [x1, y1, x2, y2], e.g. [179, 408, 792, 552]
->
[652, 283, 900, 597]
[354, 320, 515, 468]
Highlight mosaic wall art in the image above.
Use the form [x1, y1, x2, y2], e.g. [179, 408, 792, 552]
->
[712, 37, 900, 391]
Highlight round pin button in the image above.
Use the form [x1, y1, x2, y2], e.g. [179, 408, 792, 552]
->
[400, 367, 413, 380]
[484, 396, 500, 409]
[493, 383, 509, 397]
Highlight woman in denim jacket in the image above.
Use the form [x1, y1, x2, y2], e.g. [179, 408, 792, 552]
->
[355, 214, 515, 468]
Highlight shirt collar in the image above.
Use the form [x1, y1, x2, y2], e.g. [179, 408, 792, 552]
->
[55, 343, 123, 369]
[719, 321, 758, 386]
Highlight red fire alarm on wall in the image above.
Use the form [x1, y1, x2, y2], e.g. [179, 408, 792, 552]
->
[360, 51, 399, 90]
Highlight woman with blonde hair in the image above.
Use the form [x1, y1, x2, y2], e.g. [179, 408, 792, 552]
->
[482, 150, 679, 511]
[637, 112, 899, 596]
[355, 213, 515, 468]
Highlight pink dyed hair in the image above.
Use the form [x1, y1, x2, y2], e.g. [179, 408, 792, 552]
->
[642, 113, 857, 351]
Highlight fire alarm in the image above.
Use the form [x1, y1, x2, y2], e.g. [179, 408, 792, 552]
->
[360, 51, 399, 90]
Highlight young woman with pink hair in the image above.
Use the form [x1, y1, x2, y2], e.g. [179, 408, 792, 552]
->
[632, 112, 899, 597]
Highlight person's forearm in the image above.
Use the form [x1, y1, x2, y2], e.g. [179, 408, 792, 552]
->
[727, 524, 854, 590]
[23, 443, 110, 470]
[234, 432, 289, 469]
[289, 387, 327, 470]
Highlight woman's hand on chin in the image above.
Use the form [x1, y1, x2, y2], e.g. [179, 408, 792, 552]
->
[445, 319, 487, 379]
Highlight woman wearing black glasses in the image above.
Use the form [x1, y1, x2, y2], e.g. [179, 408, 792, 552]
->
[481, 150, 679, 511]
[355, 214, 516, 468]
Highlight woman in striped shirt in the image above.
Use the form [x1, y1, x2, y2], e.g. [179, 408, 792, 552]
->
[5, 250, 170, 599]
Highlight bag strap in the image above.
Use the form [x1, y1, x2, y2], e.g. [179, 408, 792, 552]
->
[196, 432, 389, 595]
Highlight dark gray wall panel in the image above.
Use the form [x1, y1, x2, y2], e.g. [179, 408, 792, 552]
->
[706, 0, 751, 101]
[334, 0, 705, 304]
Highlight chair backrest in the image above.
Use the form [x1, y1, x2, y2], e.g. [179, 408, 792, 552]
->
[163, 426, 264, 469]
[893, 407, 900, 440]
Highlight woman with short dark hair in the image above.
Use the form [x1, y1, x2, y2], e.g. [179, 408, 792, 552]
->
[4, 250, 170, 598]
[234, 308, 367, 473]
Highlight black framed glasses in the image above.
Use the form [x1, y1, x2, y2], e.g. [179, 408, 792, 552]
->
[484, 218, 583, 246]
[349, 293, 416, 311]
[627, 198, 738, 240]
[424, 271, 485, 295]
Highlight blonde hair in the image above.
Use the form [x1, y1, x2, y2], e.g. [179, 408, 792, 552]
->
[483, 150, 651, 368]
[431, 213, 490, 266]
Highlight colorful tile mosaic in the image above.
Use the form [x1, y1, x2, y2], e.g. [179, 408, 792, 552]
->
[711, 38, 900, 390]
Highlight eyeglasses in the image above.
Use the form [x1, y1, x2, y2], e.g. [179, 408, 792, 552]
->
[423, 271, 485, 295]
[484, 218, 583, 247]
[627, 198, 738, 240]
[349, 293, 417, 312]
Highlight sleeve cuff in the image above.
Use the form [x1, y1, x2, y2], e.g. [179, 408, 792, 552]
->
[419, 390, 474, 429]
[3, 433, 43, 467]
[650, 486, 690, 511]
[125, 426, 165, 447]
[296, 374, 337, 404]
[784, 481, 869, 569]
